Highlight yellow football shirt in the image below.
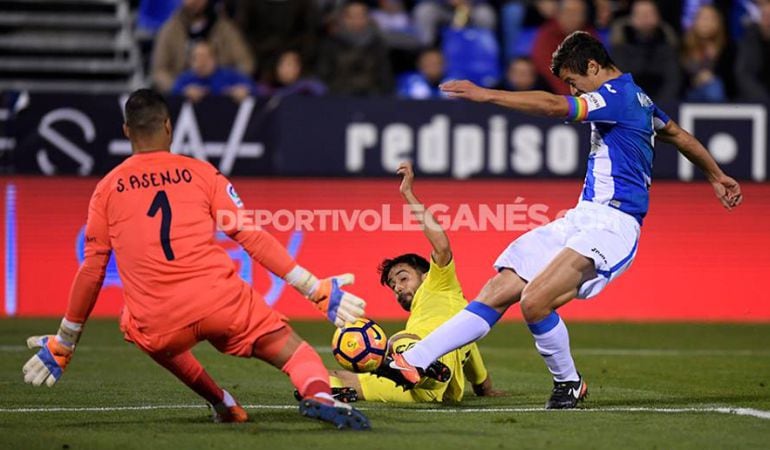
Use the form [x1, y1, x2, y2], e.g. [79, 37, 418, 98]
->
[405, 257, 488, 402]
[406, 258, 467, 338]
[353, 257, 489, 403]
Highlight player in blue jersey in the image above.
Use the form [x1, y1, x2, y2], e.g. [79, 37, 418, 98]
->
[375, 31, 743, 409]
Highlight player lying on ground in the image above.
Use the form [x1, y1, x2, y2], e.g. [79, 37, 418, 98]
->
[22, 89, 370, 430]
[377, 31, 743, 409]
[327, 162, 505, 403]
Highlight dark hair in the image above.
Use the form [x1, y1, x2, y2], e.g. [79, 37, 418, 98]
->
[550, 31, 615, 77]
[378, 253, 430, 286]
[508, 55, 534, 67]
[124, 88, 170, 136]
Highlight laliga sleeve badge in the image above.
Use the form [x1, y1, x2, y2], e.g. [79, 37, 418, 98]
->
[227, 183, 244, 208]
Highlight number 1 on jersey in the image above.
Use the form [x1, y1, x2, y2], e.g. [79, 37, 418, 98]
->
[147, 190, 175, 261]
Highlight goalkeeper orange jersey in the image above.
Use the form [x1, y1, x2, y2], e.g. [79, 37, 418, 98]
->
[69, 150, 295, 334]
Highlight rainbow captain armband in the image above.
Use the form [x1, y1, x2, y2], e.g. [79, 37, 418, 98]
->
[565, 96, 589, 122]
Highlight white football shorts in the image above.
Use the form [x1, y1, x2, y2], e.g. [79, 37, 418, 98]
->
[494, 201, 641, 299]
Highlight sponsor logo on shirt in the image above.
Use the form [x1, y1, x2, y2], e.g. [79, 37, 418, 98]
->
[582, 92, 607, 112]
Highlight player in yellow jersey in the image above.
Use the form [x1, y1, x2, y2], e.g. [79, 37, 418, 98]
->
[328, 161, 505, 403]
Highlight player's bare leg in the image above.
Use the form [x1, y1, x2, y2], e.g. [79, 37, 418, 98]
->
[475, 268, 528, 312]
[252, 326, 370, 430]
[148, 350, 247, 423]
[519, 248, 593, 409]
[519, 248, 591, 321]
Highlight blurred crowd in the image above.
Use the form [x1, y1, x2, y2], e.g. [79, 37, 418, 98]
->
[135, 0, 770, 103]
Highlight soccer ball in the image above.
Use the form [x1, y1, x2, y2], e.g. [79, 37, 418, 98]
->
[331, 319, 387, 373]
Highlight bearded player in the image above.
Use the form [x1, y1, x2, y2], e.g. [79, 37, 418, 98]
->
[378, 31, 743, 409]
[328, 162, 505, 403]
[22, 89, 370, 429]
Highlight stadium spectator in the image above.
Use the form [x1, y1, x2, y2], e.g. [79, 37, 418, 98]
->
[317, 2, 394, 96]
[234, 0, 320, 82]
[680, 0, 737, 32]
[371, 0, 421, 49]
[500, 0, 558, 61]
[498, 56, 547, 91]
[681, 5, 735, 102]
[372, 0, 423, 73]
[654, 0, 734, 35]
[609, 0, 681, 102]
[258, 49, 327, 97]
[397, 48, 448, 99]
[151, 0, 253, 93]
[412, 0, 497, 46]
[171, 41, 258, 103]
[136, 0, 182, 36]
[531, 0, 599, 95]
[593, 0, 615, 33]
[735, 1, 770, 101]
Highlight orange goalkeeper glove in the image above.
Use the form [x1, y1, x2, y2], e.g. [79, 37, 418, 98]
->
[285, 267, 366, 327]
[22, 319, 81, 387]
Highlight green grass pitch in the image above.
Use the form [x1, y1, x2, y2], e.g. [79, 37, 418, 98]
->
[2, 319, 769, 449]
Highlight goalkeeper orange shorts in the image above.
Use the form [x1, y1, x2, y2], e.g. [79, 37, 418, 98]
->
[120, 287, 289, 358]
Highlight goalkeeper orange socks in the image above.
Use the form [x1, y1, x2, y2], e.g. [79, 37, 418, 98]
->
[189, 369, 226, 406]
[151, 350, 225, 406]
[281, 341, 332, 399]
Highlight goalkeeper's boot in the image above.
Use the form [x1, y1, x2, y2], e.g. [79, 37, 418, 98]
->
[294, 387, 359, 403]
[374, 353, 451, 389]
[212, 390, 249, 423]
[299, 395, 370, 430]
[545, 374, 588, 409]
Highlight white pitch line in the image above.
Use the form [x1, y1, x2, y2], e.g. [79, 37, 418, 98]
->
[0, 404, 768, 420]
[466, 348, 770, 357]
[2, 345, 769, 357]
[391, 406, 770, 420]
[0, 404, 296, 413]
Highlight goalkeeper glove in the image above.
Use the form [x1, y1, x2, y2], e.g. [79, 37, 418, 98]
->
[22, 319, 82, 387]
[285, 267, 366, 327]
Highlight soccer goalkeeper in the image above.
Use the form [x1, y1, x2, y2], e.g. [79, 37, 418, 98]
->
[329, 161, 505, 403]
[21, 89, 369, 430]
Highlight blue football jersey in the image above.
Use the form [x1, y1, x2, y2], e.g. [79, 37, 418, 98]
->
[565, 73, 670, 224]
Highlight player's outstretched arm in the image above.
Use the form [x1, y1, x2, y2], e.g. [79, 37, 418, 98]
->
[656, 119, 743, 210]
[397, 161, 452, 267]
[23, 188, 112, 387]
[439, 80, 570, 118]
[211, 174, 365, 327]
